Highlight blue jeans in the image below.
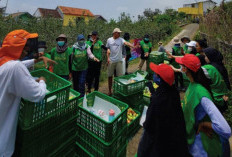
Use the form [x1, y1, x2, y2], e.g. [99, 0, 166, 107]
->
[72, 70, 87, 97]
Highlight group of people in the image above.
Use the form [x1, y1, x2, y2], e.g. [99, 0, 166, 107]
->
[138, 36, 232, 157]
[0, 27, 231, 157]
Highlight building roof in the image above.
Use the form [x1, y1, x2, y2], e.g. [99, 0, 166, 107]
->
[37, 8, 61, 18]
[183, 0, 217, 6]
[10, 12, 33, 18]
[58, 6, 94, 17]
[94, 15, 107, 22]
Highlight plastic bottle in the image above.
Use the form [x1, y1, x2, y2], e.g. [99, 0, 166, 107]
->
[109, 109, 115, 122]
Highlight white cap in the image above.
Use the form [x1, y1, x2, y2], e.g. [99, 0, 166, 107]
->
[173, 37, 180, 44]
[113, 28, 122, 33]
[186, 41, 197, 47]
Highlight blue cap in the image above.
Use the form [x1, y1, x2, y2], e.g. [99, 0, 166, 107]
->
[77, 34, 85, 41]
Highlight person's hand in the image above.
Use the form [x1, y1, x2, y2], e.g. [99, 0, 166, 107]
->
[170, 65, 181, 73]
[93, 57, 100, 62]
[223, 95, 229, 101]
[41, 56, 57, 68]
[197, 122, 213, 138]
[145, 52, 149, 57]
[69, 73, 72, 81]
[107, 58, 110, 66]
[36, 77, 46, 82]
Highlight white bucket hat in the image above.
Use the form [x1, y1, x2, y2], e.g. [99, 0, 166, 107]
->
[113, 28, 122, 33]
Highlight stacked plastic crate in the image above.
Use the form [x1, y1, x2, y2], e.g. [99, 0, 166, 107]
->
[112, 71, 147, 139]
[76, 91, 128, 157]
[14, 69, 80, 157]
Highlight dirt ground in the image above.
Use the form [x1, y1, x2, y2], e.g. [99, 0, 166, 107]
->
[98, 24, 232, 157]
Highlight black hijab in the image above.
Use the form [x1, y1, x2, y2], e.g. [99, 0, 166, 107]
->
[204, 47, 231, 90]
[198, 54, 207, 66]
[143, 78, 189, 156]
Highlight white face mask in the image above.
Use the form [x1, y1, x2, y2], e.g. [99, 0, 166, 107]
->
[188, 47, 192, 51]
[38, 48, 45, 52]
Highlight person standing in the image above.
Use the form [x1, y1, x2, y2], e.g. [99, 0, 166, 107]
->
[50, 34, 72, 80]
[181, 36, 191, 54]
[171, 37, 185, 91]
[123, 32, 131, 74]
[175, 54, 231, 157]
[157, 42, 165, 52]
[106, 28, 135, 96]
[71, 34, 99, 97]
[86, 31, 107, 93]
[137, 63, 190, 157]
[138, 34, 152, 71]
[0, 30, 48, 156]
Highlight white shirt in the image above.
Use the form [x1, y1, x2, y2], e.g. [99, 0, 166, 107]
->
[0, 60, 46, 157]
[106, 37, 125, 63]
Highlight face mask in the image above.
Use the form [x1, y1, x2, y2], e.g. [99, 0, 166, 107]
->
[153, 73, 161, 85]
[78, 41, 85, 46]
[144, 38, 149, 42]
[188, 47, 192, 51]
[57, 41, 65, 47]
[38, 48, 45, 52]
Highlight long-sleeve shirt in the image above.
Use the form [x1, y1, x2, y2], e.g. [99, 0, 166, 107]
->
[86, 47, 95, 59]
[189, 97, 231, 157]
[0, 60, 46, 157]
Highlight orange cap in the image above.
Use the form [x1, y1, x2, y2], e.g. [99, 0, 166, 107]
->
[0, 29, 38, 66]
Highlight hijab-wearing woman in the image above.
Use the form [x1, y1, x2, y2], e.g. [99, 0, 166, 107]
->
[203, 47, 231, 91]
[50, 34, 72, 80]
[137, 63, 190, 157]
[175, 54, 231, 157]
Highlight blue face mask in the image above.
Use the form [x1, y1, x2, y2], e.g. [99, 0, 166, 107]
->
[153, 73, 161, 85]
[57, 41, 65, 47]
[144, 38, 149, 42]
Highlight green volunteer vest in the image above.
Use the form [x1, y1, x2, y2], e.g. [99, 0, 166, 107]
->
[183, 82, 222, 157]
[140, 40, 152, 53]
[203, 64, 228, 108]
[51, 47, 71, 75]
[171, 46, 182, 68]
[34, 53, 51, 70]
[86, 40, 103, 61]
[72, 46, 88, 71]
[183, 44, 190, 54]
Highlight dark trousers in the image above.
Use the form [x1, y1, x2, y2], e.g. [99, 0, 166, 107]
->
[58, 75, 69, 81]
[72, 70, 87, 97]
[174, 72, 184, 88]
[87, 61, 102, 91]
[126, 54, 131, 74]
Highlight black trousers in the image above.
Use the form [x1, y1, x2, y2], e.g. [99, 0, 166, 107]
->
[174, 72, 184, 88]
[87, 61, 102, 91]
[126, 54, 131, 74]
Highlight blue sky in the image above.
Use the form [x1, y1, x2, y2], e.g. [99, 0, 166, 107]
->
[0, 0, 222, 20]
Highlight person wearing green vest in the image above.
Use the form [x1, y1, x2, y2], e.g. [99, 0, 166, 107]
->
[123, 32, 131, 75]
[71, 34, 99, 97]
[181, 36, 191, 54]
[34, 41, 51, 70]
[138, 34, 152, 70]
[86, 31, 107, 93]
[174, 54, 231, 157]
[171, 37, 185, 91]
[198, 54, 229, 113]
[50, 34, 72, 80]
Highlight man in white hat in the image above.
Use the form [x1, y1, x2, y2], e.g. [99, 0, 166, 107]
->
[106, 28, 135, 95]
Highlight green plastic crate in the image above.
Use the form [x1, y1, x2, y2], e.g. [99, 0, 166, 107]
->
[112, 92, 144, 113]
[15, 116, 77, 157]
[77, 91, 128, 143]
[76, 123, 127, 157]
[113, 74, 147, 96]
[19, 69, 72, 129]
[147, 51, 164, 77]
[48, 138, 77, 157]
[127, 109, 141, 139]
[134, 70, 148, 78]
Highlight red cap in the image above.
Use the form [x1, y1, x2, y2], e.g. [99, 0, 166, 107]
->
[175, 54, 201, 72]
[109, 109, 115, 116]
[149, 63, 174, 86]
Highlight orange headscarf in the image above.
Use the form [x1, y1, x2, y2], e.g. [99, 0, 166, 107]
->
[0, 29, 38, 66]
